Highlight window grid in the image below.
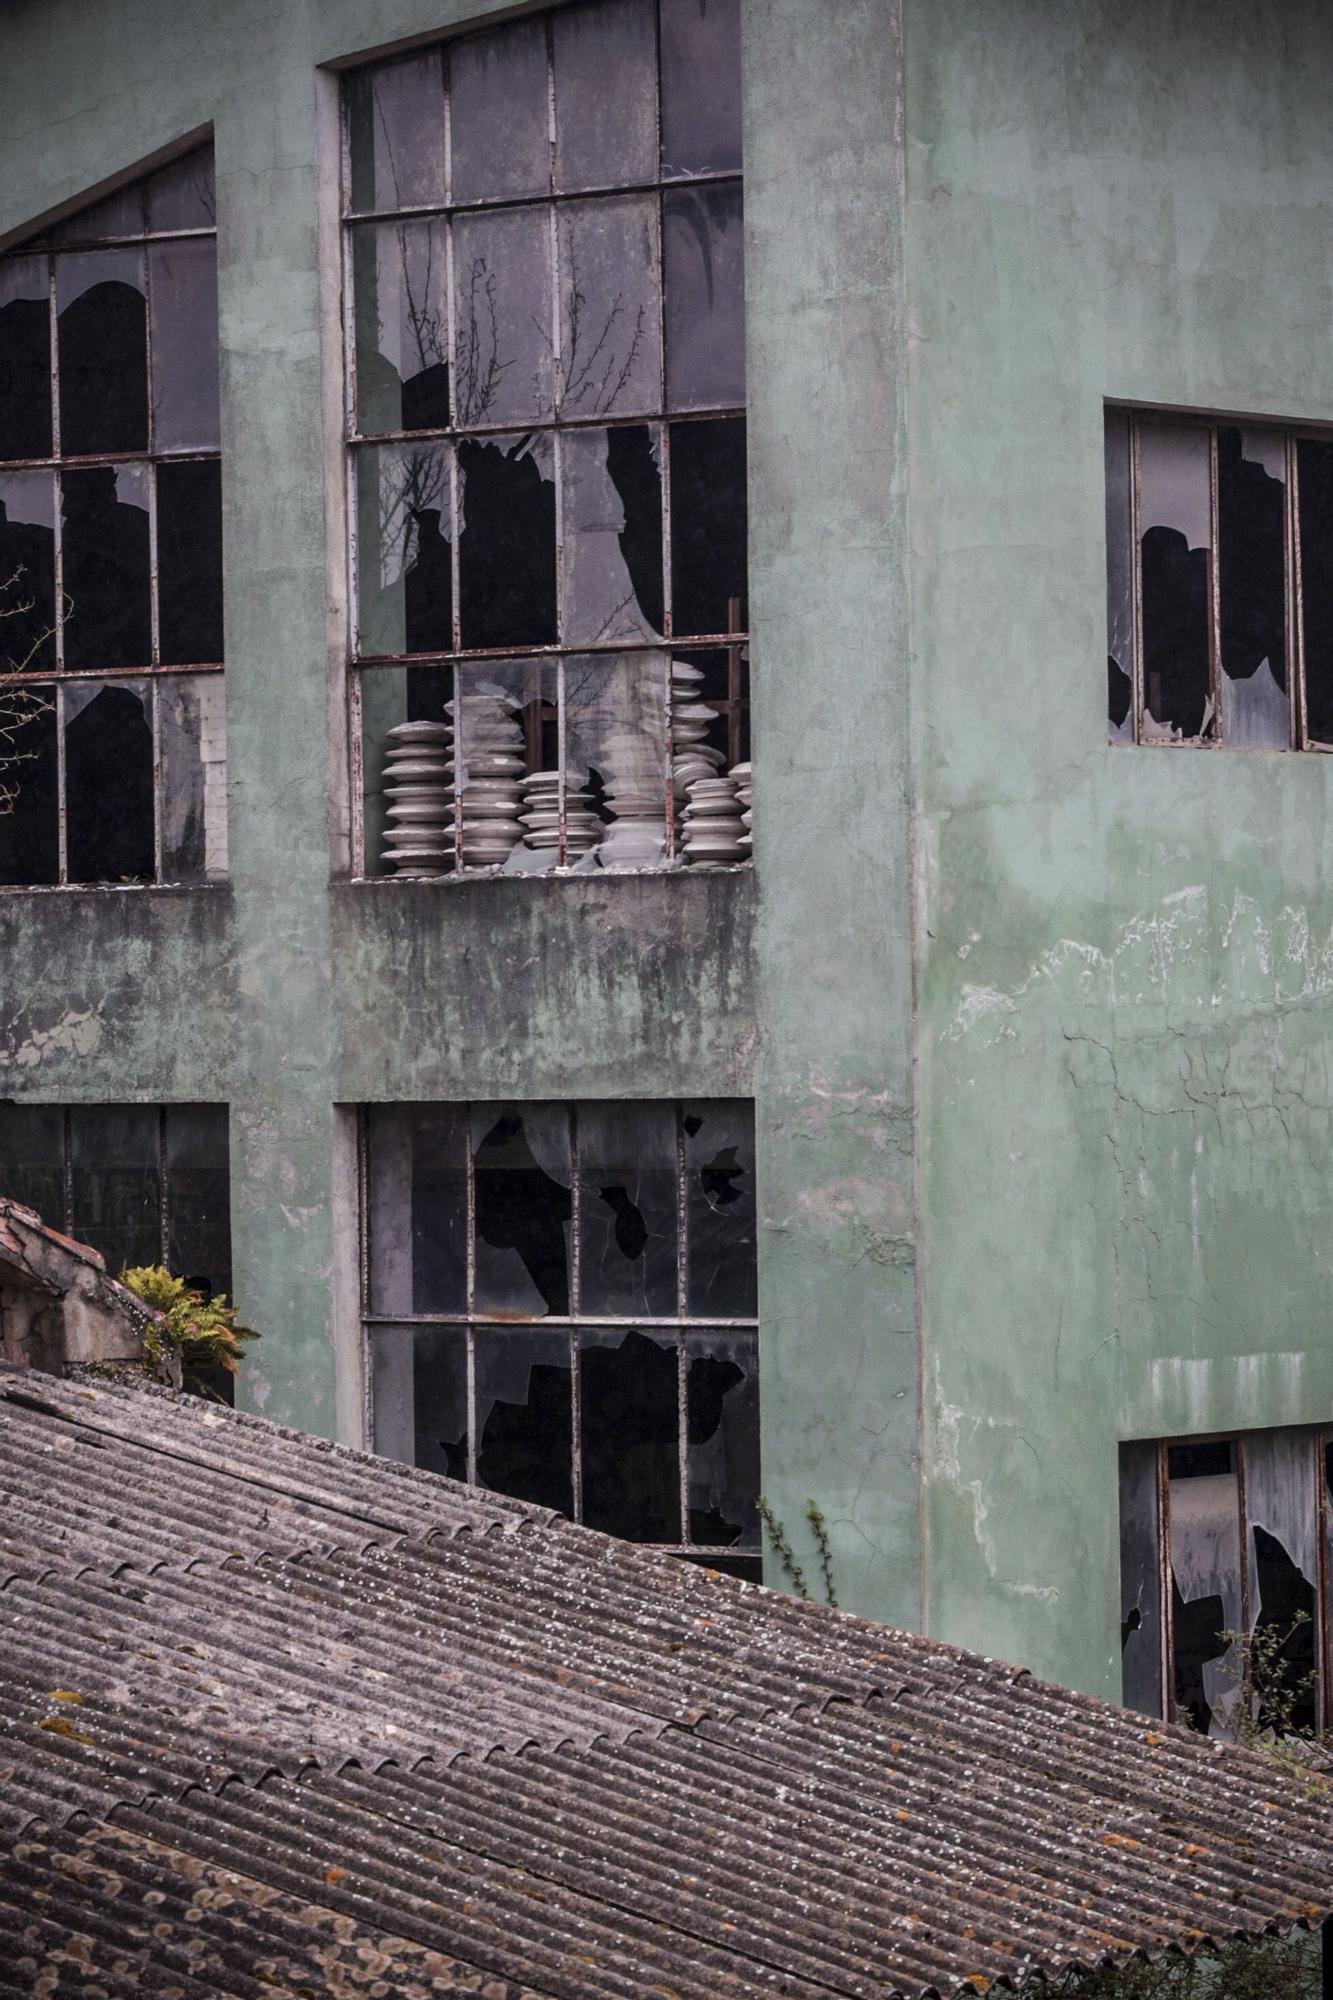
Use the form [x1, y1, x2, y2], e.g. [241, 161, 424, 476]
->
[341, 4, 750, 880]
[0, 147, 225, 889]
[358, 1099, 760, 1569]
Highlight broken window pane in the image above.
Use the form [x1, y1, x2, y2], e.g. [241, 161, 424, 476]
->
[454, 657, 559, 874]
[563, 652, 669, 869]
[671, 644, 749, 810]
[0, 1103, 65, 1227]
[472, 1103, 572, 1318]
[372, 1325, 468, 1478]
[659, 0, 743, 180]
[351, 219, 450, 436]
[457, 432, 556, 650]
[0, 471, 56, 674]
[1297, 437, 1333, 744]
[451, 205, 554, 429]
[1167, 1442, 1242, 1736]
[69, 1105, 161, 1275]
[1104, 407, 1133, 743]
[354, 440, 453, 657]
[686, 1328, 759, 1548]
[1242, 1429, 1318, 1736]
[367, 1103, 469, 1315]
[347, 52, 447, 215]
[580, 1326, 681, 1541]
[60, 463, 151, 671]
[146, 149, 216, 234]
[475, 1325, 574, 1514]
[449, 18, 551, 206]
[0, 256, 52, 462]
[669, 416, 746, 637]
[159, 674, 227, 884]
[577, 1100, 678, 1316]
[1217, 426, 1288, 749]
[557, 196, 662, 420]
[64, 679, 154, 884]
[1138, 422, 1215, 742]
[663, 183, 745, 412]
[149, 239, 220, 453]
[683, 1098, 757, 1317]
[0, 681, 57, 885]
[164, 1104, 231, 1301]
[1118, 1441, 1164, 1718]
[56, 249, 148, 457]
[552, 0, 658, 195]
[158, 458, 224, 664]
[560, 426, 663, 646]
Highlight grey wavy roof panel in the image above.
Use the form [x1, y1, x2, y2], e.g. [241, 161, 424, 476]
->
[2, 1369, 1332, 2000]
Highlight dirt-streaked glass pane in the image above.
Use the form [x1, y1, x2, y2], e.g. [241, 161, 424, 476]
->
[347, 52, 447, 215]
[472, 1102, 572, 1317]
[451, 205, 554, 429]
[449, 18, 551, 206]
[352, 219, 450, 437]
[475, 1325, 574, 1515]
[61, 463, 151, 671]
[563, 651, 669, 869]
[664, 183, 744, 412]
[0, 470, 56, 674]
[53, 184, 144, 246]
[160, 674, 227, 884]
[0, 682, 57, 885]
[1105, 408, 1133, 743]
[1218, 426, 1289, 749]
[56, 248, 148, 456]
[0, 1103, 66, 1230]
[454, 657, 559, 874]
[457, 431, 556, 650]
[1242, 1430, 1318, 1735]
[354, 439, 453, 657]
[146, 148, 216, 234]
[149, 239, 220, 452]
[683, 1098, 757, 1317]
[164, 1104, 231, 1301]
[1139, 422, 1215, 742]
[0, 257, 52, 462]
[553, 0, 657, 194]
[557, 195, 661, 420]
[577, 1100, 678, 1316]
[64, 678, 154, 884]
[158, 458, 224, 664]
[70, 1105, 161, 1275]
[367, 1103, 469, 1316]
[669, 416, 746, 637]
[1168, 1446, 1242, 1737]
[660, 0, 743, 180]
[686, 1328, 759, 1549]
[371, 1324, 468, 1478]
[580, 1326, 681, 1541]
[1118, 1441, 1163, 1718]
[561, 426, 663, 647]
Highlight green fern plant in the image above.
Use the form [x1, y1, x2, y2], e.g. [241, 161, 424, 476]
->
[119, 1265, 259, 1389]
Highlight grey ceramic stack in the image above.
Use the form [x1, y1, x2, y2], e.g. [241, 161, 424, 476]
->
[519, 772, 603, 861]
[732, 760, 752, 855]
[681, 771, 747, 865]
[670, 657, 726, 801]
[380, 720, 453, 878]
[450, 690, 525, 869]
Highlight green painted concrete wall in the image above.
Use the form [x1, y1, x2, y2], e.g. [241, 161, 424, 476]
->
[908, 0, 1333, 1694]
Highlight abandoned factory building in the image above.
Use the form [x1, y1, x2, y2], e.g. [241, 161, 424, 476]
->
[2, 0, 1333, 1743]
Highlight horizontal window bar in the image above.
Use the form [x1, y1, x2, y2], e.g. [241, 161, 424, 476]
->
[0, 663, 224, 688]
[353, 637, 748, 668]
[346, 407, 747, 449]
[362, 1314, 759, 1329]
[342, 169, 741, 229]
[0, 449, 222, 474]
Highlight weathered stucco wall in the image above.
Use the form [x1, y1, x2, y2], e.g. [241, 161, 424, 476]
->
[908, 0, 1333, 1693]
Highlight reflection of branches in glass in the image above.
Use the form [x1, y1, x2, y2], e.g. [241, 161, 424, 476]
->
[395, 221, 446, 385]
[558, 232, 647, 417]
[454, 257, 514, 427]
[377, 446, 449, 582]
[0, 564, 55, 817]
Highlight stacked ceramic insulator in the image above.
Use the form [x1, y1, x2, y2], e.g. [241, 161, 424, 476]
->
[597, 728, 668, 869]
[670, 657, 726, 800]
[732, 759, 752, 854]
[681, 770, 747, 865]
[380, 720, 453, 878]
[449, 690, 525, 869]
[519, 771, 602, 861]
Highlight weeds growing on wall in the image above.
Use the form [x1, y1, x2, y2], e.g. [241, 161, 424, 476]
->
[119, 1266, 259, 1395]
[1032, 1930, 1321, 1997]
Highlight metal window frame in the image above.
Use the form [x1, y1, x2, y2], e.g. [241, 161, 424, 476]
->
[339, 3, 750, 883]
[357, 1099, 761, 1566]
[0, 152, 224, 890]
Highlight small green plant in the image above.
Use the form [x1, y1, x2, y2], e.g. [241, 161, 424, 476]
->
[756, 1496, 840, 1607]
[119, 1265, 259, 1393]
[1034, 1931, 1321, 1997]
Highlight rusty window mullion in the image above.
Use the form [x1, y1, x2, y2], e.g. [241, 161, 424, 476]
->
[1130, 414, 1143, 747]
[348, 669, 366, 878]
[157, 1105, 170, 1268]
[54, 678, 67, 885]
[1315, 1429, 1328, 1737]
[464, 1102, 478, 1484]
[1159, 1440, 1175, 1725]
[1207, 425, 1221, 743]
[61, 1106, 74, 1238]
[570, 1101, 583, 1522]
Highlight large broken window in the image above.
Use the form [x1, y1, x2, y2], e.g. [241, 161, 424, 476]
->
[1117, 1427, 1326, 1737]
[362, 1098, 760, 1571]
[343, 2, 751, 879]
[0, 145, 226, 887]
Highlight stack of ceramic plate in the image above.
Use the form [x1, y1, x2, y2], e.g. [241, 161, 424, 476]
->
[682, 771, 747, 866]
[380, 720, 453, 878]
[449, 690, 526, 869]
[519, 772, 603, 861]
[732, 760, 752, 855]
[598, 730, 668, 869]
[669, 658, 726, 801]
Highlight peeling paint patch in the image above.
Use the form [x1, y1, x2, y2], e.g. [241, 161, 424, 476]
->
[0, 1008, 102, 1070]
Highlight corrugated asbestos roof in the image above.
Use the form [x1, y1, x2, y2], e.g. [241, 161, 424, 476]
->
[1, 1370, 1331, 1999]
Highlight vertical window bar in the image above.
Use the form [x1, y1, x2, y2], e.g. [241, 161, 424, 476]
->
[544, 12, 558, 196]
[157, 1105, 170, 1267]
[54, 680, 68, 885]
[356, 1107, 371, 1318]
[569, 1102, 582, 1521]
[451, 658, 464, 869]
[1130, 415, 1143, 747]
[1315, 1429, 1327, 1737]
[464, 1101, 477, 1483]
[556, 654, 567, 868]
[349, 670, 366, 877]
[1207, 424, 1221, 744]
[1236, 1433, 1251, 1643]
[61, 1106, 74, 1235]
[1160, 1439, 1176, 1724]
[47, 253, 61, 462]
[1285, 430, 1298, 751]
[442, 37, 455, 216]
[1293, 434, 1310, 750]
[674, 1100, 688, 1320]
